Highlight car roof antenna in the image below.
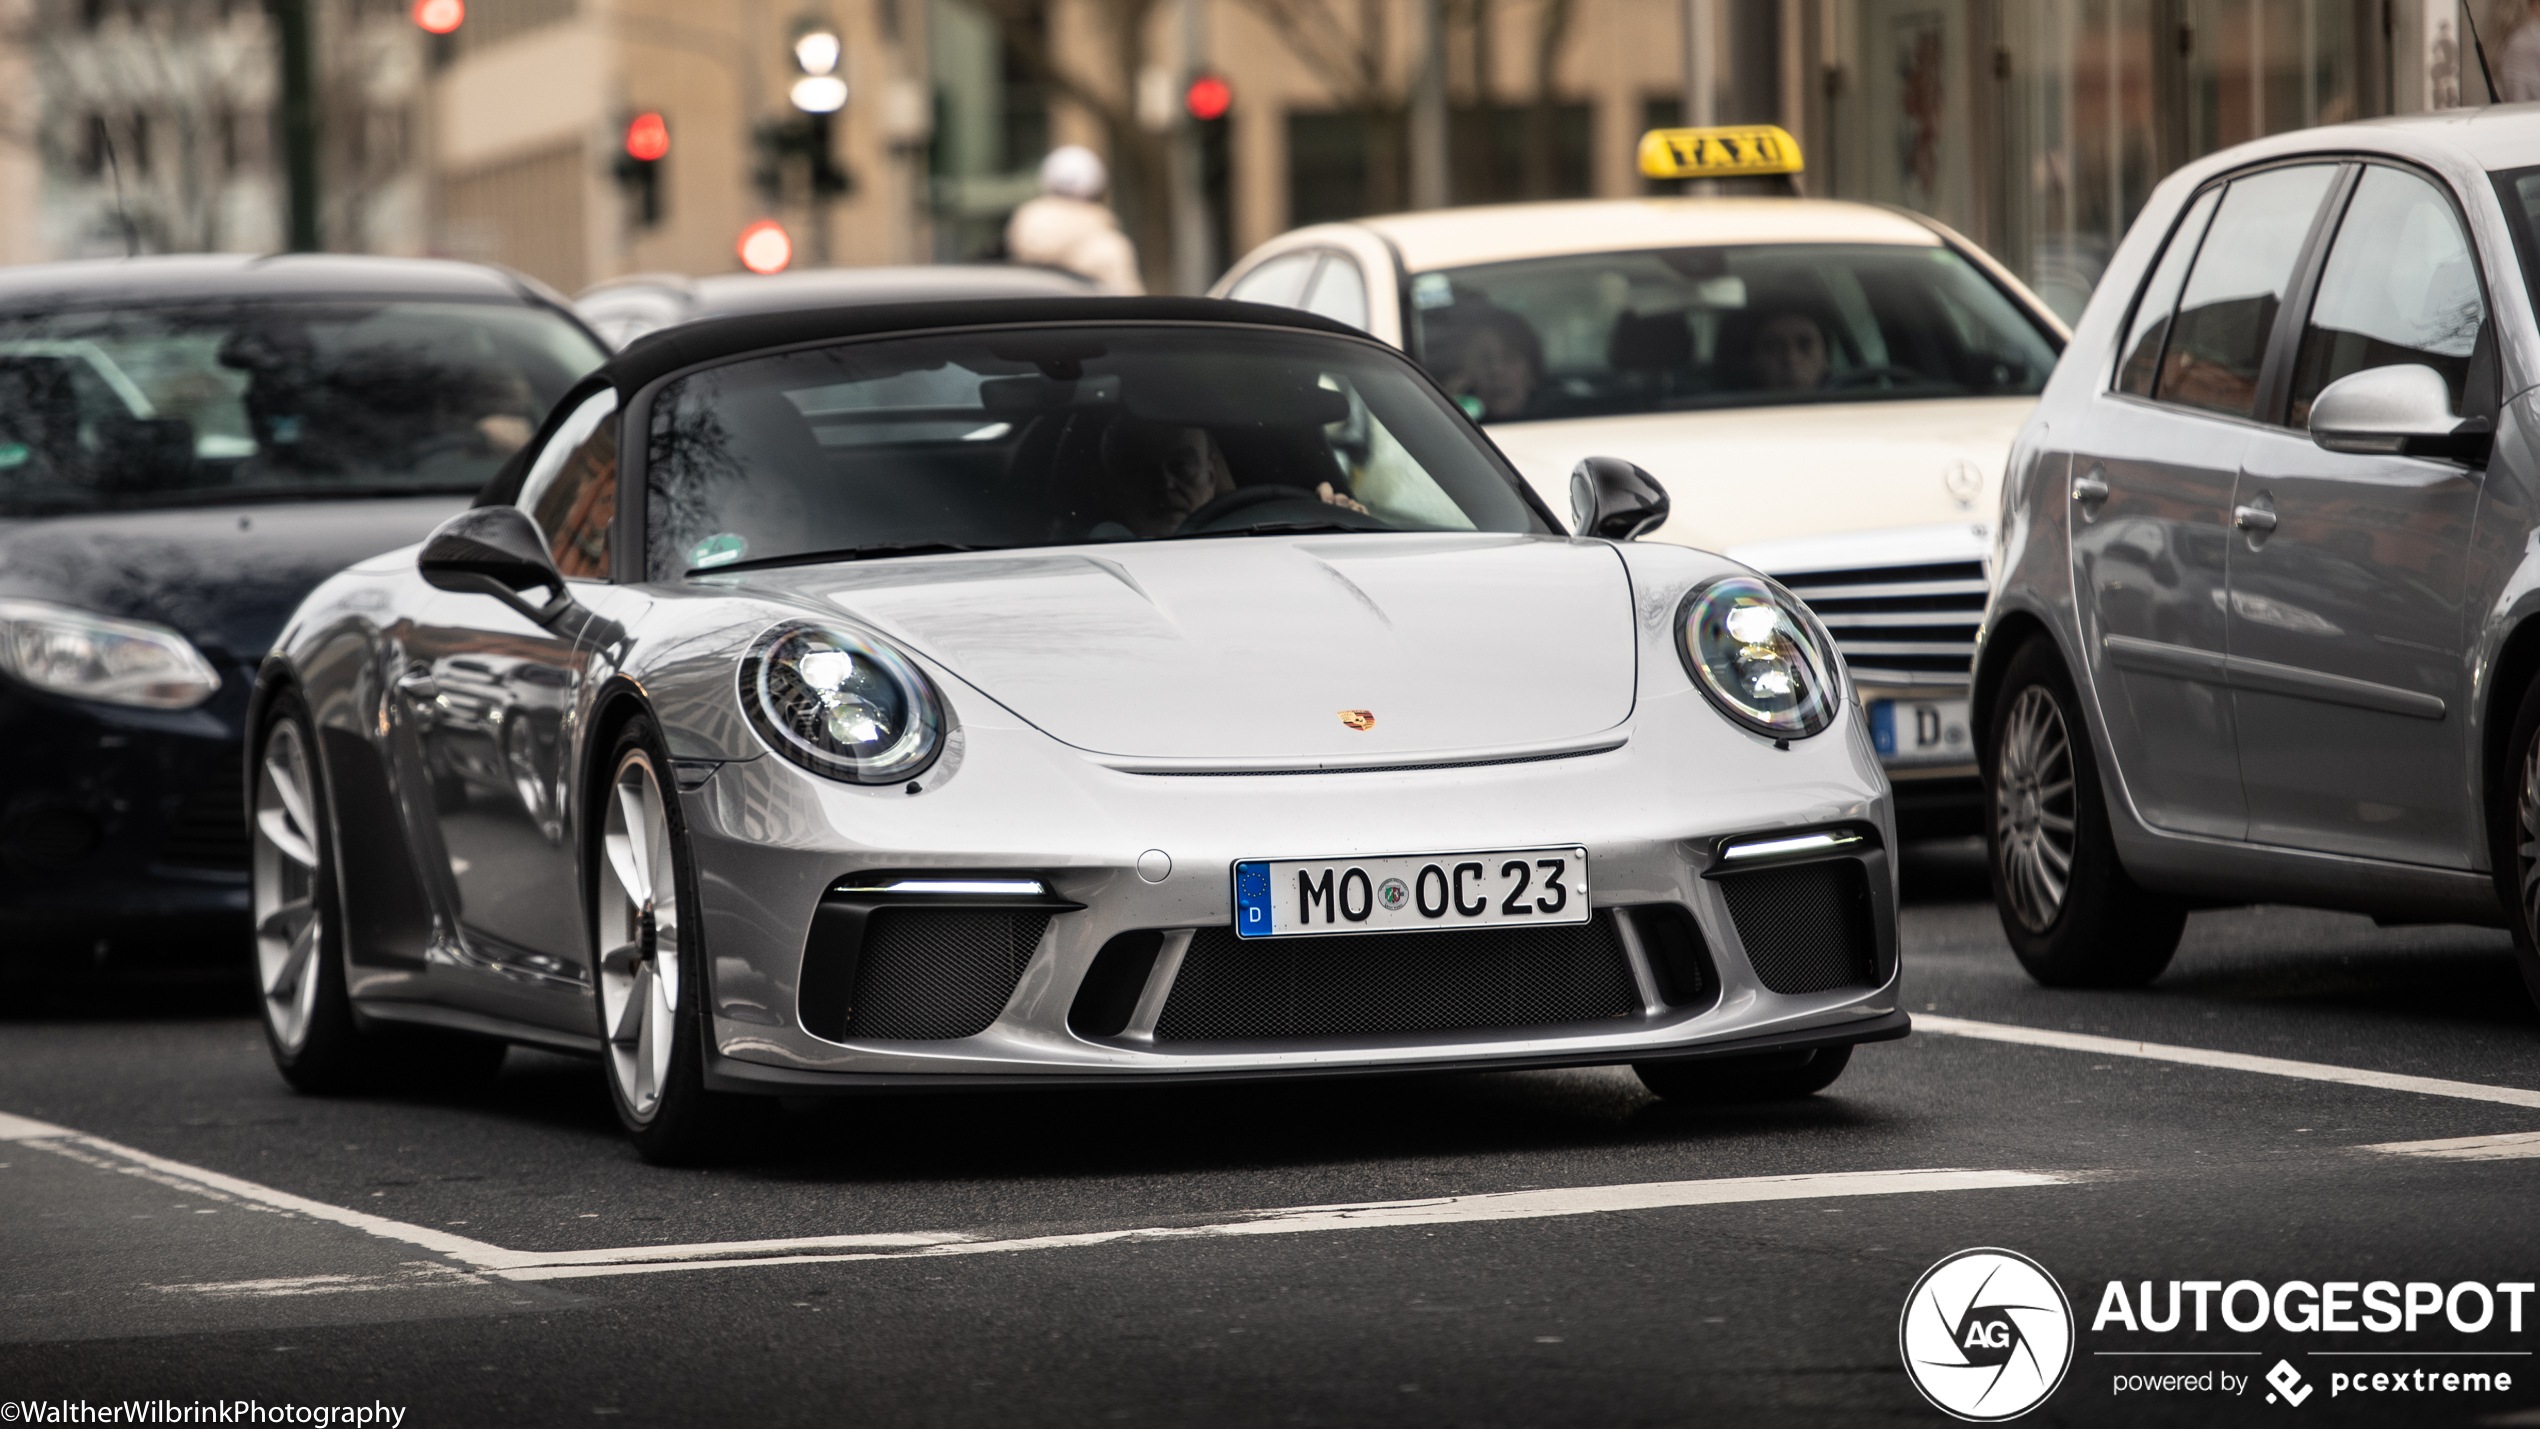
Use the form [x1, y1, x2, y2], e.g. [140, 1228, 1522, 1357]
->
[2463, 0, 2499, 105]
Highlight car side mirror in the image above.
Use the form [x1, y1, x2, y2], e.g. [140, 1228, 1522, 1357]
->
[1569, 457, 1671, 540]
[418, 507, 578, 627]
[2309, 363, 2491, 465]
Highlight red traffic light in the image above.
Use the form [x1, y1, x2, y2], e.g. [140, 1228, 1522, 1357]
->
[624, 112, 670, 163]
[411, 0, 463, 35]
[1184, 74, 1231, 122]
[737, 220, 793, 274]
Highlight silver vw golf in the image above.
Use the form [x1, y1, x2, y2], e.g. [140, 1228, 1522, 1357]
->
[250, 298, 1901, 1159]
[1979, 111, 2540, 1001]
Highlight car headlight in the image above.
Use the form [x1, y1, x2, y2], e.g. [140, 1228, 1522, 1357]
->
[0, 598, 223, 710]
[1676, 576, 1840, 739]
[740, 622, 946, 783]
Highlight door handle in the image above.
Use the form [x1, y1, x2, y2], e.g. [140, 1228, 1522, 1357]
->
[2233, 505, 2277, 533]
[2072, 472, 2109, 503]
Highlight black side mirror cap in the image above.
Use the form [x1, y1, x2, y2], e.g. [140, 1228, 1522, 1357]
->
[1568, 457, 1671, 540]
[418, 507, 576, 627]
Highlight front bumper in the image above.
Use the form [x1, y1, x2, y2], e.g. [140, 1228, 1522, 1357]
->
[681, 680, 1903, 1085]
[0, 672, 253, 977]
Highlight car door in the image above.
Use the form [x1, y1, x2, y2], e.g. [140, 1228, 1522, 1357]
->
[394, 389, 619, 1013]
[2067, 163, 2341, 840]
[2227, 162, 2490, 865]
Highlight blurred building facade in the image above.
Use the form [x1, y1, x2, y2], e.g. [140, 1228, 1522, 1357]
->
[0, 0, 2512, 315]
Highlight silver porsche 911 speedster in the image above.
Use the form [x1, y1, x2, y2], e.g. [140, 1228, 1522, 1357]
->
[248, 297, 1905, 1160]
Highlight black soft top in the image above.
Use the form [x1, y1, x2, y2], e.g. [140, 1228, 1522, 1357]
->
[599, 295, 1368, 394]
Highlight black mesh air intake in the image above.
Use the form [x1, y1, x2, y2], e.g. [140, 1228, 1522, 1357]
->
[1716, 860, 1879, 994]
[159, 774, 250, 871]
[841, 909, 1050, 1040]
[1154, 912, 1638, 1042]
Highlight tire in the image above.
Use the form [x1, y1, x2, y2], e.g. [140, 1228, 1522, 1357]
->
[1634, 1045, 1853, 1103]
[252, 694, 508, 1094]
[1983, 637, 2186, 987]
[2486, 670, 2540, 1012]
[592, 716, 758, 1163]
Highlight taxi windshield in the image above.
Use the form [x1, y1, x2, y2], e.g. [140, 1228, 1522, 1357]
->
[644, 324, 1548, 578]
[1409, 243, 2062, 423]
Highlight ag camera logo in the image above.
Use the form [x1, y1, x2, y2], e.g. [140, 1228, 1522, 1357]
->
[1901, 1248, 2075, 1421]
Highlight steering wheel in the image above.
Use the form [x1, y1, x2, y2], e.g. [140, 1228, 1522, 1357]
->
[1828, 365, 1924, 391]
[1176, 484, 1324, 534]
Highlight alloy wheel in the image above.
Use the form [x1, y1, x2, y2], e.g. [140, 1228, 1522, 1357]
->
[1995, 685, 2078, 933]
[597, 750, 680, 1124]
[251, 720, 326, 1054]
[2519, 731, 2540, 942]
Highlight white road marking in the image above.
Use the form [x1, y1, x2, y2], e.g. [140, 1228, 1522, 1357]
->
[497, 1168, 2073, 1282]
[2360, 1130, 2540, 1161]
[5, 1109, 2070, 1285]
[1917, 1014, 2540, 1110]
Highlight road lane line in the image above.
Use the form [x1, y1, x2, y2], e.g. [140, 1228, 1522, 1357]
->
[2360, 1130, 2540, 1160]
[1916, 1014, 2540, 1110]
[7, 1107, 2072, 1284]
[495, 1168, 2074, 1281]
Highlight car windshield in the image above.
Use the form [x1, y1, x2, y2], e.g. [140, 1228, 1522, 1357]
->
[1408, 243, 2062, 423]
[644, 324, 1548, 578]
[0, 299, 605, 515]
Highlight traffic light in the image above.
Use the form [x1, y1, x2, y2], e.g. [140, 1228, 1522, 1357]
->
[617, 111, 668, 227]
[410, 0, 463, 34]
[737, 219, 793, 274]
[1186, 74, 1232, 276]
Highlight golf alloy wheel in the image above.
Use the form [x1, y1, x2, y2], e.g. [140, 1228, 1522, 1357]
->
[252, 718, 327, 1055]
[1994, 684, 2077, 934]
[597, 748, 681, 1125]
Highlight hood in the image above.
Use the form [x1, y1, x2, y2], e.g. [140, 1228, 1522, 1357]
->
[755, 534, 1638, 763]
[0, 495, 471, 663]
[1482, 396, 2034, 552]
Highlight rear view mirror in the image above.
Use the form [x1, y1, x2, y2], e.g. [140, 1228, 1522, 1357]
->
[419, 506, 576, 627]
[2309, 364, 2491, 465]
[1568, 456, 1671, 540]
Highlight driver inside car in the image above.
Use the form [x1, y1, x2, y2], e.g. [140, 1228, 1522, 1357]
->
[1086, 416, 1366, 540]
[1745, 308, 1832, 392]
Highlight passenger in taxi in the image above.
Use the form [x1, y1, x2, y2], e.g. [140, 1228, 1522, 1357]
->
[1426, 301, 1544, 420]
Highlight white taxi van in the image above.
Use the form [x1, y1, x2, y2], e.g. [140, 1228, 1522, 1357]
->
[1211, 127, 2069, 832]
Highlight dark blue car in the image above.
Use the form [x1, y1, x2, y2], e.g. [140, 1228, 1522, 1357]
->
[0, 255, 606, 987]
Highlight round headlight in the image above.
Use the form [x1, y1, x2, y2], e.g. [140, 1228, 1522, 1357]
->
[741, 623, 946, 783]
[1677, 576, 1840, 739]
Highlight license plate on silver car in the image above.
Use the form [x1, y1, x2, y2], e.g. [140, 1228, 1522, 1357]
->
[1231, 847, 1590, 940]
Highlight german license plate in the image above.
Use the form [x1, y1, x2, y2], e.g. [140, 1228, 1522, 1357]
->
[1870, 697, 1973, 766]
[1231, 847, 1589, 940]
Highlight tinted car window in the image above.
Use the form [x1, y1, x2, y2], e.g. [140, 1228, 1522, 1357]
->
[2287, 165, 2486, 427]
[529, 411, 618, 579]
[644, 325, 1546, 579]
[2115, 186, 2221, 396]
[1405, 243, 2060, 424]
[2151, 164, 2338, 419]
[0, 301, 604, 514]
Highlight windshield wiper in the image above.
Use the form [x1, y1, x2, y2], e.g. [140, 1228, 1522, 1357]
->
[1168, 521, 1373, 539]
[695, 541, 1002, 574]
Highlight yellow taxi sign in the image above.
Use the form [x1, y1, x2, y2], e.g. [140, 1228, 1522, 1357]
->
[1637, 124, 1804, 180]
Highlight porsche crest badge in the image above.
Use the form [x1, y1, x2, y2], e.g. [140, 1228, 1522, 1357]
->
[1338, 709, 1376, 731]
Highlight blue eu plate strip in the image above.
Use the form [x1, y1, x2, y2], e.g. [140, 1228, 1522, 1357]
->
[1869, 700, 1896, 756]
[1233, 861, 1274, 939]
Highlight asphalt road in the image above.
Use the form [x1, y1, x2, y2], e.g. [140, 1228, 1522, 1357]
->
[7, 840, 2540, 1427]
